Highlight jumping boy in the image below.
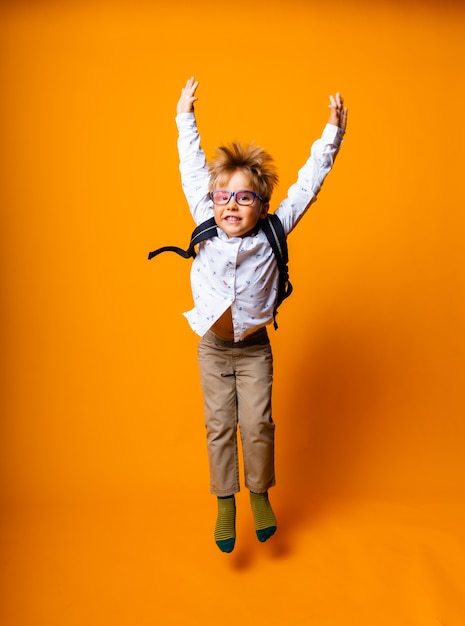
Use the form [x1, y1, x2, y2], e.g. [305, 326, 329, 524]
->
[175, 77, 347, 553]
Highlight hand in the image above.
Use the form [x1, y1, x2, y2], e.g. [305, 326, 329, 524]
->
[177, 76, 199, 114]
[328, 92, 348, 132]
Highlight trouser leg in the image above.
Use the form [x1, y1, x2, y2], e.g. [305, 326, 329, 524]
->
[198, 332, 239, 496]
[235, 339, 275, 493]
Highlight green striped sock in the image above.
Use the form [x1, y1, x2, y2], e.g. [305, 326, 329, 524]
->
[214, 495, 236, 553]
[250, 491, 277, 542]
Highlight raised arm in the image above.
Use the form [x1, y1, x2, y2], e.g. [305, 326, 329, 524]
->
[176, 77, 212, 225]
[275, 92, 348, 234]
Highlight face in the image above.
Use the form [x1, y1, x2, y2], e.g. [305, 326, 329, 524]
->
[212, 170, 268, 238]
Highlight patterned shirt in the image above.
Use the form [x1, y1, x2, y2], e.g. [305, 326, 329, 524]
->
[177, 112, 344, 342]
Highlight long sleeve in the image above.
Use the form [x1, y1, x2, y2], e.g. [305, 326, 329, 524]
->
[275, 123, 345, 235]
[176, 112, 213, 226]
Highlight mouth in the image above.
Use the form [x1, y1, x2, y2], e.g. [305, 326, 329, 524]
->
[224, 216, 242, 223]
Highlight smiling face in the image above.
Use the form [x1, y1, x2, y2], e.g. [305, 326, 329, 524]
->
[213, 170, 269, 238]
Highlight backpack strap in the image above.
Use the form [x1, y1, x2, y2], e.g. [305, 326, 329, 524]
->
[260, 213, 293, 329]
[147, 216, 218, 260]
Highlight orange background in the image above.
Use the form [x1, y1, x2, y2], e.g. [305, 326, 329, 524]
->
[1, 1, 464, 624]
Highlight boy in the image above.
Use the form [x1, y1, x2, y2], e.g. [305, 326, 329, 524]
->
[175, 77, 347, 553]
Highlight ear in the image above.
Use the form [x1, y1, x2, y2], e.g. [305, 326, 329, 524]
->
[259, 202, 270, 219]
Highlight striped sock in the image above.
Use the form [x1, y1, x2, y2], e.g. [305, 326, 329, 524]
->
[214, 495, 236, 553]
[250, 491, 277, 542]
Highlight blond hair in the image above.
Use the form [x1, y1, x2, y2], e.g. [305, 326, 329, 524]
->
[208, 141, 279, 202]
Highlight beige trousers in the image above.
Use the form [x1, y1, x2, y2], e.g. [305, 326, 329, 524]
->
[197, 328, 275, 496]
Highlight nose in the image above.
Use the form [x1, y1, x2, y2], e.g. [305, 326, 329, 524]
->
[226, 193, 238, 209]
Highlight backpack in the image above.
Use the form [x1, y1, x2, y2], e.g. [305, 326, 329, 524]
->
[148, 213, 293, 329]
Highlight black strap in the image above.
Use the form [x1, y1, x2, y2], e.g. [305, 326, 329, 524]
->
[148, 217, 217, 260]
[260, 214, 293, 328]
[260, 214, 287, 271]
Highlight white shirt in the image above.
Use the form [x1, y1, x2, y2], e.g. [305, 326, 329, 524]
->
[177, 112, 344, 342]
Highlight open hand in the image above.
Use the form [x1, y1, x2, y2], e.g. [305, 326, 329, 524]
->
[177, 76, 199, 114]
[328, 92, 348, 131]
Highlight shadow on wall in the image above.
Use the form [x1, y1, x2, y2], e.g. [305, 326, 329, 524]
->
[276, 320, 384, 529]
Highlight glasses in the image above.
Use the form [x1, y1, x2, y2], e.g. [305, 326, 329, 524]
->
[210, 190, 265, 206]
